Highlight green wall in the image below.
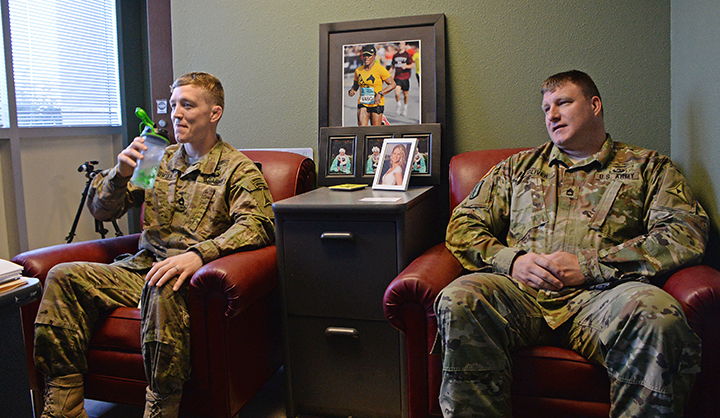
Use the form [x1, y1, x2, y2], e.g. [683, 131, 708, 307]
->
[171, 1, 671, 160]
[170, 0, 720, 262]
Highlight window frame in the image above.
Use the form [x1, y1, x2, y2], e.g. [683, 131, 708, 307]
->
[1, 0, 123, 133]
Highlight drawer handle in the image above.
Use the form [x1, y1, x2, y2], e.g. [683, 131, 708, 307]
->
[320, 232, 354, 240]
[325, 327, 360, 338]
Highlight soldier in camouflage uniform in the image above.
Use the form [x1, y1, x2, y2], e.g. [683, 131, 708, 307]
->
[434, 70, 709, 417]
[34, 72, 275, 418]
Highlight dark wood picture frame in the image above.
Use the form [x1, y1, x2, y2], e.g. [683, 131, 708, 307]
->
[319, 14, 445, 128]
[319, 123, 441, 186]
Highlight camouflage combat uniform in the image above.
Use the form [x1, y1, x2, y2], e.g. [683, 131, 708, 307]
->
[35, 136, 275, 395]
[434, 136, 709, 417]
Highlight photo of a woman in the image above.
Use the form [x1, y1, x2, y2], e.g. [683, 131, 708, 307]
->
[372, 138, 417, 191]
[381, 144, 407, 185]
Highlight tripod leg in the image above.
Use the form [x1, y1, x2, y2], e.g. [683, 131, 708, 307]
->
[95, 220, 109, 239]
[111, 219, 123, 237]
[65, 181, 92, 243]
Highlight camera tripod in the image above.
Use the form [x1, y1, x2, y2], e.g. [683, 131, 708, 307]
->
[65, 161, 123, 244]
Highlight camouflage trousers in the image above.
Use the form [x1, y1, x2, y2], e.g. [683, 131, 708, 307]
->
[433, 273, 701, 418]
[34, 261, 191, 395]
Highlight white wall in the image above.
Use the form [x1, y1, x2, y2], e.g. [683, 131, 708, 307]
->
[19, 135, 127, 251]
[0, 133, 126, 259]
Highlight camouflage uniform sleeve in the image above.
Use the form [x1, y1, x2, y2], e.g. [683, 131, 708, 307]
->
[187, 161, 275, 263]
[86, 165, 145, 222]
[446, 160, 523, 273]
[578, 157, 709, 284]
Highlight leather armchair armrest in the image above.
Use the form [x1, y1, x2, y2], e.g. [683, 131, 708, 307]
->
[383, 242, 465, 418]
[384, 243, 465, 332]
[189, 245, 278, 318]
[662, 264, 720, 417]
[11, 234, 141, 281]
[11, 233, 142, 396]
[662, 264, 720, 331]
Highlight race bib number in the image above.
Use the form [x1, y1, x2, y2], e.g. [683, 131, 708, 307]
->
[360, 87, 376, 104]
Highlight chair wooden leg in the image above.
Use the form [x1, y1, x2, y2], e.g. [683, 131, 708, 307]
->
[31, 389, 43, 418]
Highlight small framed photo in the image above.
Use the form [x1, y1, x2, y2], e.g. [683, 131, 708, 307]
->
[406, 132, 430, 174]
[327, 136, 356, 176]
[364, 135, 391, 175]
[372, 138, 417, 191]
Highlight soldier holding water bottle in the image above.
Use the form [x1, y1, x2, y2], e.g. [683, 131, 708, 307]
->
[33, 72, 275, 418]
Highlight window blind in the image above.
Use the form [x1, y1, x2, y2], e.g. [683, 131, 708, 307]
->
[8, 0, 121, 127]
[0, 15, 8, 128]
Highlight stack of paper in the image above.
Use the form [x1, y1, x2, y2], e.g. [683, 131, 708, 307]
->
[0, 277, 27, 294]
[0, 258, 23, 285]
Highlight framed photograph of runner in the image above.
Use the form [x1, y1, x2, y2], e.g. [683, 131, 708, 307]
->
[342, 39, 421, 127]
[318, 123, 440, 186]
[319, 14, 445, 129]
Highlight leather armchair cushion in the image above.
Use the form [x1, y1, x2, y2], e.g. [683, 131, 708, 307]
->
[90, 307, 142, 351]
[512, 346, 609, 403]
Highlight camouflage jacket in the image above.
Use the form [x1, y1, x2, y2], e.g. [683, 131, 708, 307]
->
[87, 136, 275, 270]
[446, 136, 709, 327]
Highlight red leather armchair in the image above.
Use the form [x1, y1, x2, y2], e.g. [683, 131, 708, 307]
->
[12, 150, 316, 418]
[384, 149, 720, 418]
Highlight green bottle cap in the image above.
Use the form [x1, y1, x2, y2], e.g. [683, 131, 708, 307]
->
[135, 107, 169, 143]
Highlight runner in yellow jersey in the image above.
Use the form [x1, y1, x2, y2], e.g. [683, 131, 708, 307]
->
[348, 44, 396, 126]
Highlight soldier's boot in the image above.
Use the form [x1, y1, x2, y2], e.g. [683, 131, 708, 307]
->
[41, 373, 89, 418]
[143, 387, 181, 418]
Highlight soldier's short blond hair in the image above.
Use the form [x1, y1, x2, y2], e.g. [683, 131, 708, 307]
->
[171, 72, 224, 110]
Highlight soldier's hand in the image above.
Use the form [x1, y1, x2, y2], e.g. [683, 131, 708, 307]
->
[511, 252, 564, 291]
[145, 251, 203, 291]
[117, 136, 147, 178]
[543, 251, 585, 287]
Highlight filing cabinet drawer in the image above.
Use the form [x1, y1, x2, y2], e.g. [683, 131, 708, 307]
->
[282, 220, 397, 320]
[287, 315, 402, 418]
